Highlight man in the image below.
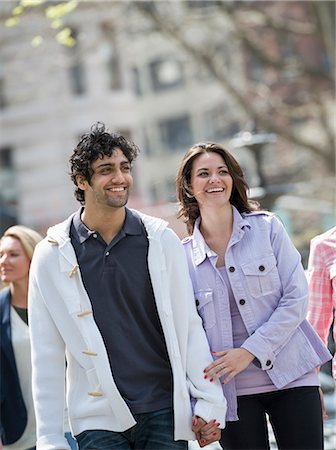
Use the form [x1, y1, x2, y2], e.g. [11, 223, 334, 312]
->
[28, 122, 226, 450]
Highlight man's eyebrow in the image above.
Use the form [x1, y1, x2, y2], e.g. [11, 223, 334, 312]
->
[95, 163, 113, 168]
[94, 160, 130, 168]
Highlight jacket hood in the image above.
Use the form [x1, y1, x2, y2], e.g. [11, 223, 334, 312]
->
[46, 213, 76, 246]
[133, 209, 169, 239]
[46, 209, 169, 245]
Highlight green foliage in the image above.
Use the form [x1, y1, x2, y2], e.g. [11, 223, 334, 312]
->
[5, 0, 78, 47]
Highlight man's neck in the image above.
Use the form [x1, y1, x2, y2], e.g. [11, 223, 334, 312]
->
[81, 206, 126, 244]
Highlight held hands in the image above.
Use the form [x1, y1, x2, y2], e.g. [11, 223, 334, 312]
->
[204, 348, 255, 384]
[192, 416, 221, 448]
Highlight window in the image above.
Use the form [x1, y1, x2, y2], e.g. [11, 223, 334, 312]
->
[101, 23, 123, 90]
[149, 58, 184, 92]
[0, 147, 12, 168]
[204, 105, 240, 141]
[132, 67, 142, 96]
[0, 78, 6, 109]
[67, 28, 86, 96]
[0, 147, 17, 231]
[166, 177, 177, 202]
[69, 64, 86, 95]
[107, 53, 122, 90]
[159, 115, 192, 151]
[187, 0, 222, 8]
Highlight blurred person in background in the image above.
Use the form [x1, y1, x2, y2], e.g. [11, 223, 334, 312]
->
[176, 142, 332, 450]
[0, 226, 77, 450]
[307, 227, 336, 415]
[0, 226, 42, 450]
[28, 122, 226, 450]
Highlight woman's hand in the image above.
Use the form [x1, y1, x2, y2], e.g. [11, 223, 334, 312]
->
[192, 416, 221, 448]
[204, 348, 255, 384]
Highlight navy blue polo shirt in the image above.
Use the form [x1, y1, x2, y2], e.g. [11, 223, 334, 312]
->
[70, 207, 173, 414]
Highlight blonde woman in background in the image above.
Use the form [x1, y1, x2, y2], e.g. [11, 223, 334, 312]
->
[0, 226, 78, 450]
[0, 226, 42, 450]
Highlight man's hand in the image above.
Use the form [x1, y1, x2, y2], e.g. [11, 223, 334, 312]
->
[204, 348, 255, 384]
[192, 416, 221, 448]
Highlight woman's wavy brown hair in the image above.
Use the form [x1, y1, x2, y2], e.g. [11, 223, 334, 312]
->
[176, 142, 259, 234]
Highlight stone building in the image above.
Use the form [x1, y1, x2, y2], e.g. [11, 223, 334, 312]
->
[0, 1, 334, 248]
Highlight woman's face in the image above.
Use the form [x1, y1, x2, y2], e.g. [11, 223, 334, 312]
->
[0, 236, 30, 284]
[190, 151, 233, 211]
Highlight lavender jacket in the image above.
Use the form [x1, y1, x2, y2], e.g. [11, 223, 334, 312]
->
[182, 206, 332, 421]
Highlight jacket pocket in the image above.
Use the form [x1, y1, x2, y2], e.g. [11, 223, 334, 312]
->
[241, 254, 281, 298]
[194, 289, 216, 330]
[68, 367, 112, 419]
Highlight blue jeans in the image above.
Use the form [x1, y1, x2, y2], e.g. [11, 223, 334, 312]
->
[66, 431, 78, 449]
[26, 433, 77, 450]
[75, 407, 188, 450]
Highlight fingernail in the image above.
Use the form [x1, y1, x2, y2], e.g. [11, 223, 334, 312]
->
[221, 380, 226, 384]
[210, 378, 213, 382]
[211, 351, 217, 354]
[203, 369, 207, 373]
[204, 375, 207, 379]
[216, 422, 220, 427]
[192, 418, 197, 426]
[212, 419, 217, 423]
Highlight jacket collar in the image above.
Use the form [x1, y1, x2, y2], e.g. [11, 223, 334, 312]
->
[0, 288, 15, 362]
[46, 207, 169, 250]
[0, 287, 12, 327]
[191, 205, 251, 266]
[130, 209, 168, 240]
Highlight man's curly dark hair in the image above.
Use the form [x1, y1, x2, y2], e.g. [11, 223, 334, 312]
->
[69, 122, 140, 204]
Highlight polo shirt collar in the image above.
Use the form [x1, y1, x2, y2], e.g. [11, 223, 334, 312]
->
[72, 207, 142, 244]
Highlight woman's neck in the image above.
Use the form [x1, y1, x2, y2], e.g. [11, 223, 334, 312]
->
[199, 204, 233, 267]
[199, 204, 233, 240]
[10, 279, 29, 309]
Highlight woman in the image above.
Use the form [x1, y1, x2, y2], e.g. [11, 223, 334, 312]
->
[0, 226, 78, 450]
[176, 142, 332, 450]
[0, 226, 43, 450]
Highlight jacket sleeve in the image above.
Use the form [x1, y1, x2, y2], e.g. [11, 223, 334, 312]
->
[241, 216, 309, 370]
[163, 230, 227, 428]
[28, 245, 71, 450]
[307, 237, 334, 345]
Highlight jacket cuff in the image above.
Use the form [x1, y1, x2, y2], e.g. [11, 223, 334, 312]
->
[242, 338, 275, 371]
[194, 398, 227, 429]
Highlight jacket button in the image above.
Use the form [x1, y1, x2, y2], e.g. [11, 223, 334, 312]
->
[259, 265, 265, 272]
[195, 299, 200, 306]
[239, 299, 245, 305]
[266, 360, 272, 366]
[229, 266, 235, 272]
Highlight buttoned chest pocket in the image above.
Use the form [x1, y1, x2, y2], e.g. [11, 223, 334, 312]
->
[241, 255, 281, 298]
[194, 289, 216, 330]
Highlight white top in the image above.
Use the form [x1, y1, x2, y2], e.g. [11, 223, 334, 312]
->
[4, 307, 36, 450]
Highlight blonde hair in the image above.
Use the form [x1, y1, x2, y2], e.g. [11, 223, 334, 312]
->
[1, 225, 43, 261]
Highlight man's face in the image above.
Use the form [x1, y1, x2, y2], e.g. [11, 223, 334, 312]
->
[78, 148, 133, 209]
